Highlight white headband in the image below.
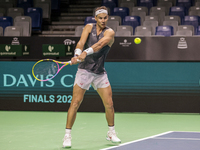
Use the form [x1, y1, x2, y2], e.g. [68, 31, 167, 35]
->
[95, 9, 108, 16]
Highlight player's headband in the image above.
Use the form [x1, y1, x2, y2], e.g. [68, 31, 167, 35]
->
[95, 9, 108, 16]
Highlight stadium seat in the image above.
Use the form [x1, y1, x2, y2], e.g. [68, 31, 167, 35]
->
[0, 26, 3, 36]
[74, 25, 84, 37]
[155, 25, 173, 36]
[169, 6, 186, 21]
[4, 26, 22, 36]
[157, 2, 172, 15]
[122, 16, 140, 34]
[182, 16, 199, 34]
[135, 25, 152, 36]
[176, 0, 192, 14]
[157, 0, 176, 6]
[102, 0, 117, 14]
[150, 6, 167, 15]
[131, 11, 146, 25]
[107, 20, 119, 32]
[115, 30, 132, 36]
[108, 16, 121, 25]
[163, 20, 178, 34]
[117, 25, 133, 34]
[26, 7, 42, 31]
[0, 8, 6, 17]
[150, 11, 165, 25]
[143, 20, 158, 35]
[145, 15, 159, 22]
[189, 10, 200, 16]
[177, 25, 194, 35]
[175, 29, 192, 36]
[188, 6, 200, 17]
[0, 16, 13, 32]
[34, 0, 51, 20]
[195, 25, 200, 35]
[84, 16, 96, 25]
[121, 0, 137, 6]
[132, 6, 149, 15]
[138, 0, 153, 11]
[17, 0, 33, 12]
[112, 7, 129, 22]
[119, 2, 135, 14]
[7, 7, 24, 20]
[164, 15, 181, 25]
[14, 16, 32, 36]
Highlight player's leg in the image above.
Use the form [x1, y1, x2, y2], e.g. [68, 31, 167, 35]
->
[63, 84, 86, 148]
[97, 85, 114, 126]
[66, 84, 86, 128]
[97, 86, 121, 143]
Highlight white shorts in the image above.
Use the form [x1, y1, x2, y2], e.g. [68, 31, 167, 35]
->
[74, 68, 110, 90]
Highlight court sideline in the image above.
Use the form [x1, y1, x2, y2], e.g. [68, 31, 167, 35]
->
[0, 111, 200, 150]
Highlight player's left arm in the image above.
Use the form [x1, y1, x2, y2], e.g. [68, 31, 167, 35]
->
[78, 28, 115, 61]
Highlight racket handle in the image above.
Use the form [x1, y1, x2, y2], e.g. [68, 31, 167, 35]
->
[68, 59, 81, 64]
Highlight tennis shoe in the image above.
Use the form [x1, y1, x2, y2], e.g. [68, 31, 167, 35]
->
[106, 130, 121, 143]
[63, 134, 71, 148]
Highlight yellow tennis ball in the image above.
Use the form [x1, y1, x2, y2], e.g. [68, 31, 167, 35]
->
[134, 38, 141, 44]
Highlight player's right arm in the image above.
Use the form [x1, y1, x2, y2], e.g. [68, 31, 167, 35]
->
[71, 24, 93, 64]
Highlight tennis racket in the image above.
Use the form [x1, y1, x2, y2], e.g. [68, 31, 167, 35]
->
[32, 59, 78, 81]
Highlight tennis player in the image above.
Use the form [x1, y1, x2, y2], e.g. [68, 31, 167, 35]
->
[63, 6, 121, 148]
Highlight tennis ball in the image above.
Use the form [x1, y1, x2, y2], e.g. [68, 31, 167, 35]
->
[134, 38, 141, 44]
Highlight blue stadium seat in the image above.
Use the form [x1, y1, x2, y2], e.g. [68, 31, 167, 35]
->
[195, 25, 200, 35]
[155, 25, 173, 36]
[17, 0, 33, 12]
[102, 0, 117, 14]
[0, 16, 13, 32]
[182, 15, 199, 34]
[138, 0, 154, 11]
[122, 16, 140, 34]
[169, 6, 186, 21]
[84, 16, 96, 25]
[26, 7, 42, 31]
[112, 7, 129, 22]
[176, 0, 192, 14]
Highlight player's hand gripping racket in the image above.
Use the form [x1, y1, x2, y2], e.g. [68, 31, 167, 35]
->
[32, 59, 79, 81]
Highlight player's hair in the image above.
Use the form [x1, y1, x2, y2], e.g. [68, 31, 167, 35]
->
[95, 6, 108, 16]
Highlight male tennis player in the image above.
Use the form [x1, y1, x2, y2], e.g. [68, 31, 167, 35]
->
[63, 6, 121, 148]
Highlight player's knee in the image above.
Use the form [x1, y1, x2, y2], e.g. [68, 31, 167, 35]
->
[70, 99, 82, 110]
[104, 99, 114, 109]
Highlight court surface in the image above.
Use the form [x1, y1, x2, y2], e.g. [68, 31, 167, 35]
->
[101, 131, 200, 150]
[0, 111, 200, 150]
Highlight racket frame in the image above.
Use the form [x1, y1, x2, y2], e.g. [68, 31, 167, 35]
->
[32, 59, 71, 81]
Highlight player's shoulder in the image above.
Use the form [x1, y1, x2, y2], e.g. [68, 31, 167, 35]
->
[84, 23, 93, 30]
[105, 27, 115, 36]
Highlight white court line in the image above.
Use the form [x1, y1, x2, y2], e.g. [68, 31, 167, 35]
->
[100, 131, 174, 150]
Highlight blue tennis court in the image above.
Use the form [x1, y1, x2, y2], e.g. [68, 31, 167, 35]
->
[101, 131, 200, 150]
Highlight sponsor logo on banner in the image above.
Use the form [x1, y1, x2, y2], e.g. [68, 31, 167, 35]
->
[177, 38, 188, 49]
[119, 39, 132, 47]
[12, 37, 20, 45]
[64, 39, 76, 56]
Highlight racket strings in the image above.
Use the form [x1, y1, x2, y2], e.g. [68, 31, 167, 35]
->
[33, 61, 59, 80]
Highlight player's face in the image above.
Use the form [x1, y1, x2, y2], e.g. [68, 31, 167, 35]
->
[95, 13, 108, 29]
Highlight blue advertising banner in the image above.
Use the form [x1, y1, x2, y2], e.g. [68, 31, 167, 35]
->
[1, 61, 200, 112]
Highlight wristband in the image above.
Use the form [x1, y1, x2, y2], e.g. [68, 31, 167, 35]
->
[84, 47, 94, 55]
[74, 48, 82, 56]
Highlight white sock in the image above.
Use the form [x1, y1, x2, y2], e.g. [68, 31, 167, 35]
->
[65, 129, 71, 135]
[108, 126, 115, 131]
